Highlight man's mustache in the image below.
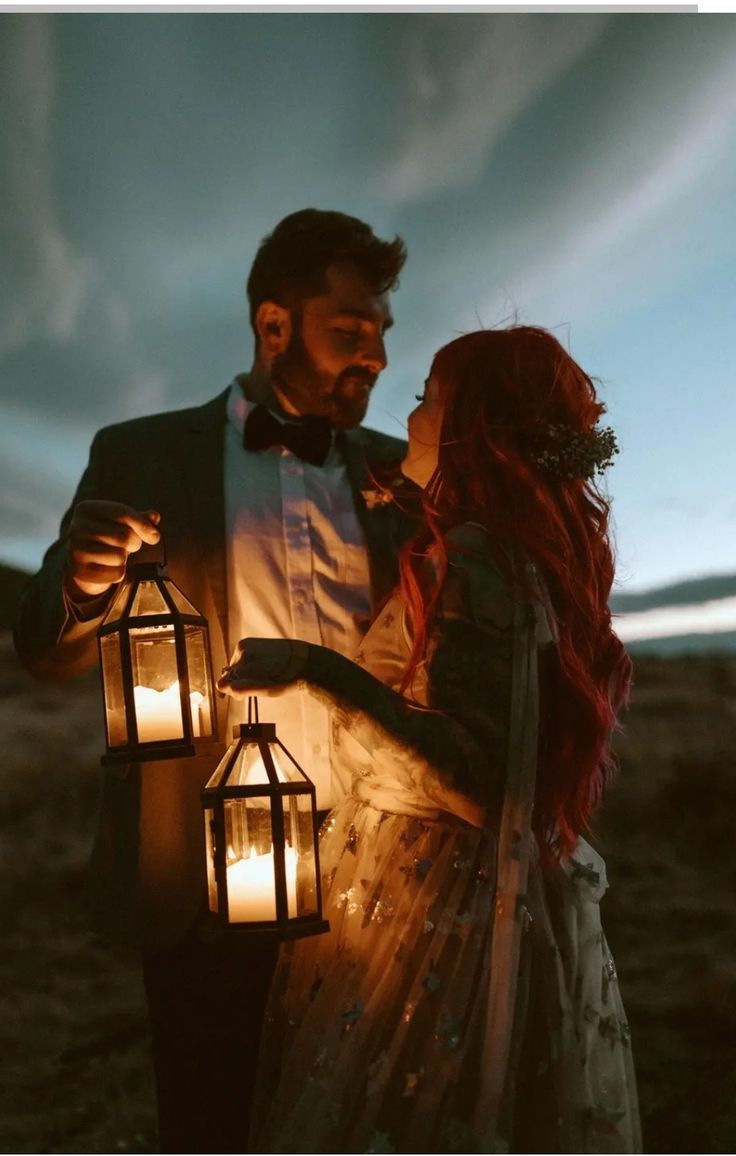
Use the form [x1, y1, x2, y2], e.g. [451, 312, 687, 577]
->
[337, 368, 378, 390]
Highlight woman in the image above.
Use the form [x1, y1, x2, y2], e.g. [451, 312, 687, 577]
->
[219, 326, 641, 1154]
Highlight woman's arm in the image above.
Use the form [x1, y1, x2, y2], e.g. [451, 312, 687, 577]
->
[221, 526, 520, 822]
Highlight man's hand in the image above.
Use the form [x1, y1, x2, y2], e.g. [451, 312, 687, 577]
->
[64, 500, 161, 600]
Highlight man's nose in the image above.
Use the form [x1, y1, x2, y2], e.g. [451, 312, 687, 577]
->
[362, 333, 387, 373]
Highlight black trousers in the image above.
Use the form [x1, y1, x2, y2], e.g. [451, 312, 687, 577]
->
[142, 927, 279, 1154]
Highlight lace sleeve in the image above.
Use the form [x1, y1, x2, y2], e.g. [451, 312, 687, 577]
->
[300, 525, 519, 814]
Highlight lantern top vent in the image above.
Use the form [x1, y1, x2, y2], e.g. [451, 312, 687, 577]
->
[132, 561, 168, 581]
[234, 722, 277, 741]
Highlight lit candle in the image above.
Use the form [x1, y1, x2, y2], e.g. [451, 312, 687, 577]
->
[133, 683, 183, 742]
[226, 845, 298, 923]
[132, 682, 209, 742]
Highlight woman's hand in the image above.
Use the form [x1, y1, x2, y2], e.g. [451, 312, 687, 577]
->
[217, 638, 310, 697]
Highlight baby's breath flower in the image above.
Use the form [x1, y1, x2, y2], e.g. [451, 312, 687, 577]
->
[529, 424, 619, 482]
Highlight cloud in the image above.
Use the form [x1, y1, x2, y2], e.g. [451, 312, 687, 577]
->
[0, 402, 93, 571]
[375, 14, 607, 204]
[497, 47, 736, 327]
[0, 15, 169, 422]
[0, 403, 92, 504]
[615, 595, 736, 643]
[0, 17, 89, 352]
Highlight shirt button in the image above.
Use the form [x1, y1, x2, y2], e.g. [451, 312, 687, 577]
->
[294, 589, 307, 606]
[312, 743, 322, 756]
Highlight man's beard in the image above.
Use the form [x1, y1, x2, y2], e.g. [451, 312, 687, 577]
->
[272, 328, 375, 430]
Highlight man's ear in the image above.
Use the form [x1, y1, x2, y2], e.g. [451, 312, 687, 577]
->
[255, 301, 292, 359]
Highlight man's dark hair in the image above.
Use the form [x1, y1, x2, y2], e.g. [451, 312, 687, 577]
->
[246, 208, 407, 337]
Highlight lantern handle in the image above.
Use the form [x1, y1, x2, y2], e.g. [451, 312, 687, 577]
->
[134, 529, 168, 572]
[247, 696, 259, 725]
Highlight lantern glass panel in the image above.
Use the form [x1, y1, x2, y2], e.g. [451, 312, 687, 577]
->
[183, 625, 214, 738]
[129, 625, 185, 742]
[100, 633, 128, 746]
[206, 747, 234, 791]
[167, 584, 203, 616]
[222, 797, 298, 923]
[224, 796, 272, 858]
[284, 793, 319, 918]
[128, 580, 171, 617]
[204, 806, 219, 914]
[107, 581, 131, 622]
[246, 743, 291, 786]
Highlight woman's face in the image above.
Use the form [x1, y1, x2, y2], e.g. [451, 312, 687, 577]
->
[401, 373, 443, 488]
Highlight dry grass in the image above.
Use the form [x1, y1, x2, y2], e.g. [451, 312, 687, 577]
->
[0, 632, 156, 1154]
[1, 632, 735, 1153]
[598, 655, 736, 1155]
[596, 656, 734, 1151]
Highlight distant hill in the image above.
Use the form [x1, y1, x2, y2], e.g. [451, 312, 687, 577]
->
[610, 572, 736, 654]
[625, 630, 736, 656]
[0, 563, 31, 631]
[4, 560, 736, 653]
[610, 572, 736, 614]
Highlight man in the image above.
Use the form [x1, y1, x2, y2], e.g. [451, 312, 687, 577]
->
[14, 209, 414, 1153]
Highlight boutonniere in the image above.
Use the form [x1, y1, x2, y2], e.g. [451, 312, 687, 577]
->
[360, 457, 422, 514]
[360, 457, 407, 510]
[360, 486, 395, 510]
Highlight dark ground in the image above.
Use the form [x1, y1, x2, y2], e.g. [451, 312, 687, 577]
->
[1, 629, 735, 1154]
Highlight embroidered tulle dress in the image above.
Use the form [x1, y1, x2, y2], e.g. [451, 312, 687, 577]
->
[250, 525, 641, 1154]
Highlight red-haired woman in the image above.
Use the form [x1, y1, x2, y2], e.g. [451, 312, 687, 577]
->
[219, 326, 641, 1154]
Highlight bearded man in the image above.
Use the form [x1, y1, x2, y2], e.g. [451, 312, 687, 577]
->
[14, 209, 412, 1153]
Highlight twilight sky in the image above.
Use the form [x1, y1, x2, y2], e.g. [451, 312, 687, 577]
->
[2, 11, 735, 593]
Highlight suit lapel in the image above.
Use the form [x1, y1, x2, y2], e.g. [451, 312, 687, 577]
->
[183, 390, 229, 654]
[339, 427, 417, 609]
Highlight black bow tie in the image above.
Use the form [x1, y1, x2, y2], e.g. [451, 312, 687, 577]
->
[243, 405, 333, 467]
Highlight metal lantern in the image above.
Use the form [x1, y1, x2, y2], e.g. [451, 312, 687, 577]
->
[201, 699, 329, 940]
[97, 561, 217, 764]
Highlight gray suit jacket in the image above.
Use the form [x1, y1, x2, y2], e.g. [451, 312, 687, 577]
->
[14, 389, 416, 951]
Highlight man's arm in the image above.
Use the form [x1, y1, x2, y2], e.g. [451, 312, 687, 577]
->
[13, 429, 160, 681]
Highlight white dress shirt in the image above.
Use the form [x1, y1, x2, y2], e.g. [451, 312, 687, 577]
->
[224, 379, 373, 809]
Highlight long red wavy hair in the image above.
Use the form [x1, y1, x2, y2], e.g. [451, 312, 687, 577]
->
[399, 326, 632, 860]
